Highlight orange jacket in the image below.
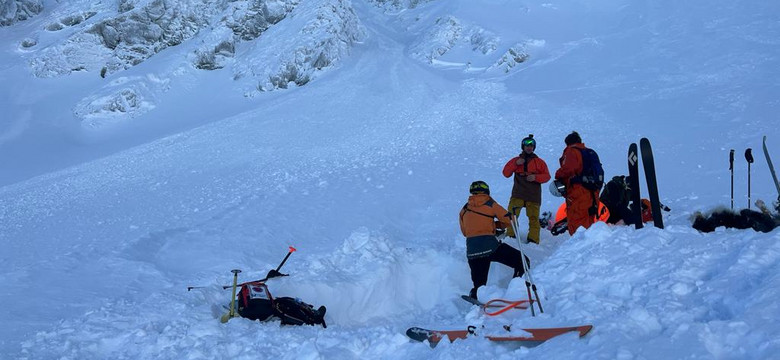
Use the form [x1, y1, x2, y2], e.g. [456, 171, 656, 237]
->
[502, 153, 551, 202]
[502, 154, 551, 181]
[459, 194, 512, 238]
[555, 143, 587, 187]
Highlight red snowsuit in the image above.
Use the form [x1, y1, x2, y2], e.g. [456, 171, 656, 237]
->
[555, 143, 600, 235]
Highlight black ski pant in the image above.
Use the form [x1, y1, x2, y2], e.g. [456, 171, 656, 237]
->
[468, 243, 529, 290]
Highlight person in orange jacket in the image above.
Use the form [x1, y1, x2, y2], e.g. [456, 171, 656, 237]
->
[459, 181, 527, 301]
[554, 131, 600, 235]
[502, 134, 551, 244]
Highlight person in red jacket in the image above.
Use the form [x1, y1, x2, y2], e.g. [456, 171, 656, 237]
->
[502, 134, 551, 244]
[459, 181, 527, 301]
[554, 131, 600, 235]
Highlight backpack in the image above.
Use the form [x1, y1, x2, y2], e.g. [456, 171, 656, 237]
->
[573, 148, 604, 191]
[273, 297, 327, 328]
[600, 176, 629, 208]
[237, 282, 327, 328]
[237, 282, 276, 321]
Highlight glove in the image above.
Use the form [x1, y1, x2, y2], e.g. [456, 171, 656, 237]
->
[266, 269, 288, 279]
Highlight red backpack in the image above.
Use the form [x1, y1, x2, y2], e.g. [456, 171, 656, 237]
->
[237, 282, 327, 328]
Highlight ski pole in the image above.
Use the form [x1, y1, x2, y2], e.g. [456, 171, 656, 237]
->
[729, 149, 735, 209]
[510, 216, 534, 316]
[511, 217, 543, 313]
[511, 216, 543, 315]
[745, 148, 754, 209]
[220, 269, 242, 323]
[763, 136, 780, 200]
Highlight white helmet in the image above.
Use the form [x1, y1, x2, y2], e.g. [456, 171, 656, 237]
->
[549, 180, 566, 197]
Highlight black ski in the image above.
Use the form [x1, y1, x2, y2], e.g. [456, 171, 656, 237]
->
[628, 143, 643, 229]
[763, 136, 780, 200]
[461, 295, 483, 306]
[640, 138, 663, 228]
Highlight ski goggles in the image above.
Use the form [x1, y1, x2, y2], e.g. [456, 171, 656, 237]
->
[522, 139, 536, 147]
[469, 181, 490, 194]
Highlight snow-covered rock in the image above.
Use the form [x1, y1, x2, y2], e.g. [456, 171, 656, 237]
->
[489, 40, 545, 73]
[232, 0, 366, 93]
[368, 0, 434, 11]
[27, 0, 364, 94]
[31, 0, 227, 78]
[0, 0, 42, 26]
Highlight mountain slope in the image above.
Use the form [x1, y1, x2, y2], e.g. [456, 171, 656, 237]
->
[1, 0, 780, 359]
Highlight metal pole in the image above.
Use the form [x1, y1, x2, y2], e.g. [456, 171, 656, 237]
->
[730, 149, 734, 209]
[745, 148, 754, 209]
[511, 216, 543, 314]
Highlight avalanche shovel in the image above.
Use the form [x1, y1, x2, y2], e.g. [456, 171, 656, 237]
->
[220, 269, 242, 323]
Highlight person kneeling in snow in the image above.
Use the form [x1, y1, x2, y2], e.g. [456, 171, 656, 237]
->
[459, 181, 528, 301]
[236, 270, 327, 328]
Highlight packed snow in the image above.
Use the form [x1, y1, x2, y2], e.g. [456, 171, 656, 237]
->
[1, 0, 779, 359]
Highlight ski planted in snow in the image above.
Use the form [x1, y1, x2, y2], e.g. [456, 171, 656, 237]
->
[406, 325, 593, 347]
[763, 136, 780, 200]
[640, 138, 663, 228]
[628, 143, 643, 229]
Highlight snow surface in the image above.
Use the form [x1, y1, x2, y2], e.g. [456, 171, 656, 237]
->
[1, 0, 780, 359]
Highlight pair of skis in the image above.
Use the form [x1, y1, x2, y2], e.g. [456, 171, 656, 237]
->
[406, 325, 593, 347]
[628, 138, 664, 229]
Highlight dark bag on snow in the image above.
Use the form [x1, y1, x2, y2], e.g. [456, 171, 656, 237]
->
[600, 176, 629, 208]
[273, 297, 327, 328]
[237, 282, 275, 321]
[236, 282, 327, 328]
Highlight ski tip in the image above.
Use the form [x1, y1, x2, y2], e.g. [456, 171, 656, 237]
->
[406, 327, 432, 342]
[577, 325, 594, 337]
[461, 294, 483, 306]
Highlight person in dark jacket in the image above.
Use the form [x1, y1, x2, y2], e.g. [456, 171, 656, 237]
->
[599, 175, 637, 225]
[502, 134, 551, 244]
[459, 181, 528, 301]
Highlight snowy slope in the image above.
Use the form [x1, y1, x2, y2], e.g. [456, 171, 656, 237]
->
[1, 0, 780, 359]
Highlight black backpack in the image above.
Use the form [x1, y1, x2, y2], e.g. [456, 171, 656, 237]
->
[237, 282, 327, 328]
[600, 176, 629, 208]
[273, 297, 327, 328]
[573, 148, 604, 191]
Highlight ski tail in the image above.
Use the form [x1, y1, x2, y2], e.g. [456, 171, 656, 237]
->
[640, 138, 664, 228]
[628, 143, 643, 229]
